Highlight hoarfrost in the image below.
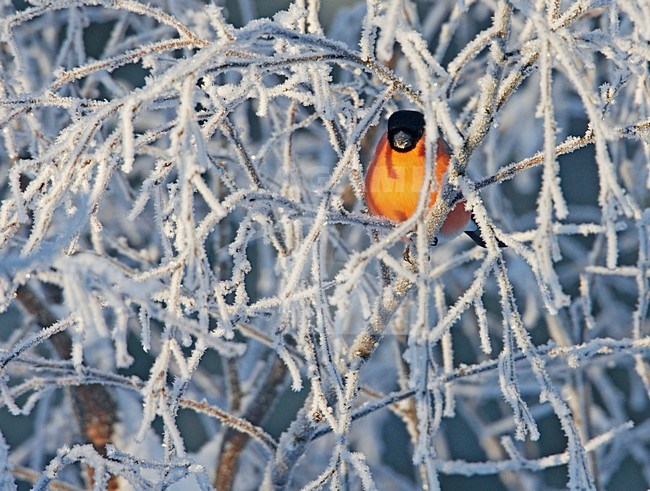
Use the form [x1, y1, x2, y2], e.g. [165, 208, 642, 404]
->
[0, 0, 649, 489]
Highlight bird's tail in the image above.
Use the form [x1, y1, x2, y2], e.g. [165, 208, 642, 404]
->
[465, 218, 507, 248]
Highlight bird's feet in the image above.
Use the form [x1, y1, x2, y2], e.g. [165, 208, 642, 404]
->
[403, 245, 413, 265]
[405, 231, 438, 247]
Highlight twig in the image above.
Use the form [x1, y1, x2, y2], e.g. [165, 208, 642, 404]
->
[214, 355, 287, 490]
[180, 398, 278, 453]
[434, 421, 632, 475]
[473, 129, 595, 191]
[311, 336, 650, 439]
[12, 465, 84, 491]
[14, 285, 118, 489]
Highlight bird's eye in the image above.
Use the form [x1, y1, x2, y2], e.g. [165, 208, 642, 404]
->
[388, 127, 422, 152]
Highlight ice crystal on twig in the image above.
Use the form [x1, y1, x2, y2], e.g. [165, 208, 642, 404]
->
[1, 0, 649, 489]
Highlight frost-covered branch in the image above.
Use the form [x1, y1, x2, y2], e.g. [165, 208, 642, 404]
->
[1, 0, 648, 489]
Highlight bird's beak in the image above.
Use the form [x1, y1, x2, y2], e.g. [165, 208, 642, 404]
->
[392, 130, 413, 151]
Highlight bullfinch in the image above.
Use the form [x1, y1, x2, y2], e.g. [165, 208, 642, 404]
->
[364, 110, 493, 247]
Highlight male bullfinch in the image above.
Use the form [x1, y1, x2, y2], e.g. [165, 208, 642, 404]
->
[365, 110, 490, 247]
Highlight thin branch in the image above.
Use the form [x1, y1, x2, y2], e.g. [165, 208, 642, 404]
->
[179, 398, 278, 453]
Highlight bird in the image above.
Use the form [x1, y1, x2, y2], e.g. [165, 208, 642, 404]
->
[364, 109, 495, 248]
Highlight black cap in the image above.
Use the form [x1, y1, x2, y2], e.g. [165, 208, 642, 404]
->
[387, 110, 425, 152]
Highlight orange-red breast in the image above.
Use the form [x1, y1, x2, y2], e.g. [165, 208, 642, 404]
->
[365, 110, 486, 246]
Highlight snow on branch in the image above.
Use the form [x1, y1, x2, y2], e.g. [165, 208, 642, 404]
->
[0, 0, 649, 489]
